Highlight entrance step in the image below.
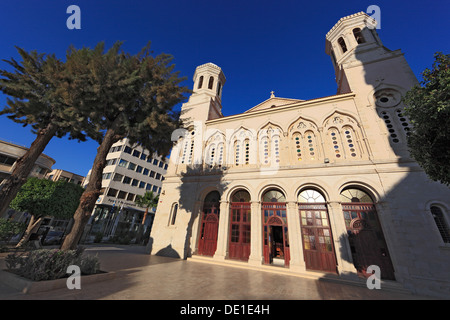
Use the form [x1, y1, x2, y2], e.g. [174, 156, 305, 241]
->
[188, 255, 332, 281]
[187, 255, 412, 295]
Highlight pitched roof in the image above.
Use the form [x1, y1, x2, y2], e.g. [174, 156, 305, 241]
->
[244, 93, 304, 113]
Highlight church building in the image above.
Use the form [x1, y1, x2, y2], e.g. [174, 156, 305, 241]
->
[149, 12, 450, 298]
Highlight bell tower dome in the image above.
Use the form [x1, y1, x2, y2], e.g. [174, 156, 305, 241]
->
[181, 62, 226, 125]
[193, 62, 226, 100]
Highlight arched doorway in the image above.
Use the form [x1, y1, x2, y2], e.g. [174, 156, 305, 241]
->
[228, 190, 251, 261]
[298, 189, 337, 273]
[340, 188, 395, 280]
[262, 189, 289, 267]
[197, 191, 220, 256]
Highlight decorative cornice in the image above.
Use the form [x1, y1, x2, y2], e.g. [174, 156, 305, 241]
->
[326, 12, 369, 38]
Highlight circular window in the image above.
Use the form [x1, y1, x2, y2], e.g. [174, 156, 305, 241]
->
[374, 88, 401, 108]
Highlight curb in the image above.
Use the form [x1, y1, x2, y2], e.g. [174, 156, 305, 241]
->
[0, 269, 116, 294]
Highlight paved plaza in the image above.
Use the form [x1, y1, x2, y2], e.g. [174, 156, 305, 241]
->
[0, 245, 435, 301]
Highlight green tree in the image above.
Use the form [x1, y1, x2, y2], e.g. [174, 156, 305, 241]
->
[0, 218, 26, 245]
[135, 191, 159, 226]
[9, 177, 84, 247]
[0, 47, 101, 217]
[403, 52, 450, 185]
[61, 42, 189, 250]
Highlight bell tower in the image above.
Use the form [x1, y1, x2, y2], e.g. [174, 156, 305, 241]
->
[325, 12, 419, 158]
[325, 12, 418, 96]
[180, 62, 226, 126]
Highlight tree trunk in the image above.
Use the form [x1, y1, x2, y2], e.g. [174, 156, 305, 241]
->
[0, 122, 58, 217]
[60, 120, 122, 250]
[15, 215, 43, 248]
[142, 207, 149, 225]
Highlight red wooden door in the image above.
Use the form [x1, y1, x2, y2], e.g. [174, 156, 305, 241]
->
[228, 203, 251, 261]
[342, 203, 395, 280]
[299, 203, 337, 273]
[198, 205, 219, 257]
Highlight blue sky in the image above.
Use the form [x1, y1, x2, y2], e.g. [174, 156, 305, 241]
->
[0, 0, 449, 176]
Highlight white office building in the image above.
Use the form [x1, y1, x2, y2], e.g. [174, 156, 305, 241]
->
[83, 138, 168, 242]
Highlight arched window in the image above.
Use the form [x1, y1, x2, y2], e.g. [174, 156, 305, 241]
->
[198, 76, 204, 89]
[379, 111, 399, 143]
[170, 203, 178, 225]
[231, 189, 251, 202]
[340, 188, 373, 203]
[262, 189, 286, 203]
[272, 135, 280, 164]
[298, 189, 326, 203]
[208, 76, 214, 89]
[293, 132, 303, 161]
[342, 126, 359, 158]
[395, 108, 411, 137]
[217, 142, 224, 167]
[338, 37, 347, 53]
[180, 130, 195, 164]
[329, 128, 343, 159]
[261, 136, 270, 165]
[378, 109, 411, 144]
[234, 140, 240, 166]
[289, 117, 320, 163]
[430, 206, 450, 243]
[304, 130, 318, 161]
[188, 136, 194, 164]
[244, 138, 250, 165]
[207, 145, 216, 168]
[353, 28, 365, 44]
[180, 139, 189, 164]
[323, 113, 366, 161]
[259, 125, 282, 167]
[204, 190, 220, 205]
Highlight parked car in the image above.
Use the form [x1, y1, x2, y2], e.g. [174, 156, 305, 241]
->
[42, 230, 64, 245]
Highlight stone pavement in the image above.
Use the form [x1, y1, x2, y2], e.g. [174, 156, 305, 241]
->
[0, 244, 436, 301]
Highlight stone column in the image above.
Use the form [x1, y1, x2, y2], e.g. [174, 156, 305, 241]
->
[317, 127, 328, 162]
[286, 201, 306, 272]
[189, 200, 203, 256]
[327, 201, 359, 278]
[375, 201, 402, 282]
[213, 200, 230, 260]
[346, 30, 359, 49]
[248, 201, 263, 266]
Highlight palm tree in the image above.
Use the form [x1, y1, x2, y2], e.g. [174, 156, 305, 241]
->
[135, 191, 159, 226]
